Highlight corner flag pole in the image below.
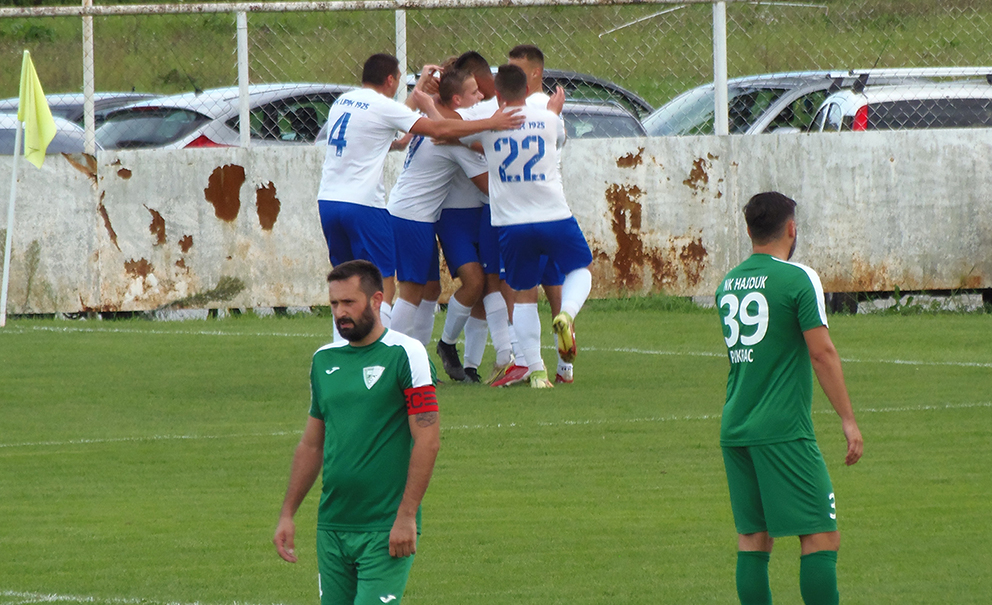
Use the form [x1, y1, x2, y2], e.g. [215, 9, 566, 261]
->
[0, 118, 22, 328]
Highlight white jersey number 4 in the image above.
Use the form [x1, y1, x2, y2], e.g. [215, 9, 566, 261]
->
[719, 292, 769, 348]
[327, 112, 351, 156]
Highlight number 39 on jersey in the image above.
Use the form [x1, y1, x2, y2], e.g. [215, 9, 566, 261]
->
[720, 291, 769, 363]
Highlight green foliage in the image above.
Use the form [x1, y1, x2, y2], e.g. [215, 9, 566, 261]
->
[1, 306, 990, 604]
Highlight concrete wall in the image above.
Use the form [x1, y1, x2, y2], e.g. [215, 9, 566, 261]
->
[2, 130, 990, 314]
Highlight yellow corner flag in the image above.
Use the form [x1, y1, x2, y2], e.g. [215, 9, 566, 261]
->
[17, 50, 56, 169]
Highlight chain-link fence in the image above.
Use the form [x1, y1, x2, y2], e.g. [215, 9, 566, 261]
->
[1, 0, 991, 150]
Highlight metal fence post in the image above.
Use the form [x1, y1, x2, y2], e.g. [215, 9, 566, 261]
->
[82, 0, 96, 154]
[237, 10, 250, 148]
[713, 1, 729, 136]
[396, 8, 407, 102]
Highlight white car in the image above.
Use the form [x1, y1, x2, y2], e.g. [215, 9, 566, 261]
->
[810, 82, 992, 132]
[0, 113, 102, 155]
[96, 83, 354, 150]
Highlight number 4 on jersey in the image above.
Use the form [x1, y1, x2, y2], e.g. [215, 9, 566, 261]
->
[327, 112, 351, 156]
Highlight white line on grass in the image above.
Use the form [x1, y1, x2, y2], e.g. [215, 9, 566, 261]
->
[1, 403, 988, 450]
[0, 591, 281, 605]
[6, 324, 992, 369]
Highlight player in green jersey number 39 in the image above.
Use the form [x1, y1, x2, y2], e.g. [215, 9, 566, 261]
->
[715, 192, 864, 605]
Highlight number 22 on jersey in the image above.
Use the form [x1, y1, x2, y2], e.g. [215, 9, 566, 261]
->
[495, 135, 546, 183]
[720, 292, 769, 348]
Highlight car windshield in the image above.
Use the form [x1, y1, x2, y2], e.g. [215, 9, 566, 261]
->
[565, 112, 644, 139]
[97, 108, 211, 149]
[868, 97, 992, 129]
[644, 86, 789, 135]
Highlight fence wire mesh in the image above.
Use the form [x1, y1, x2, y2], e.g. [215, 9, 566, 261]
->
[1, 0, 991, 148]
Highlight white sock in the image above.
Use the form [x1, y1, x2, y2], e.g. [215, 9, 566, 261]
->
[508, 322, 527, 367]
[561, 267, 592, 319]
[514, 303, 544, 374]
[390, 298, 418, 339]
[483, 292, 513, 366]
[441, 296, 472, 344]
[413, 299, 436, 347]
[464, 317, 488, 369]
[379, 301, 392, 329]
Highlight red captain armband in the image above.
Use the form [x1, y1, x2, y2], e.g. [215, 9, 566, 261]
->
[404, 385, 439, 416]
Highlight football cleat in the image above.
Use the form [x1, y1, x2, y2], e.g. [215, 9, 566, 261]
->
[436, 340, 466, 382]
[491, 364, 530, 388]
[529, 370, 554, 389]
[484, 356, 516, 385]
[555, 366, 574, 384]
[463, 367, 482, 383]
[552, 312, 577, 363]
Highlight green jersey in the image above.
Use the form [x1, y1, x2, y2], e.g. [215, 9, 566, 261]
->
[308, 329, 435, 531]
[715, 254, 828, 446]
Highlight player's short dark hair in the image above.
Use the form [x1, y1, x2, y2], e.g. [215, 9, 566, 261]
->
[361, 53, 400, 86]
[495, 64, 527, 101]
[743, 191, 797, 244]
[327, 260, 384, 298]
[508, 44, 544, 66]
[454, 50, 491, 76]
[439, 69, 473, 105]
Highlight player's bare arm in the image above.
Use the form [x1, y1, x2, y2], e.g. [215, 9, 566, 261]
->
[389, 405, 441, 558]
[404, 64, 442, 110]
[804, 325, 864, 466]
[548, 85, 566, 115]
[273, 416, 325, 563]
[409, 103, 524, 140]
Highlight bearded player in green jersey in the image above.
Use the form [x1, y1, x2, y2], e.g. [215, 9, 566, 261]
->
[273, 260, 440, 605]
[716, 192, 863, 605]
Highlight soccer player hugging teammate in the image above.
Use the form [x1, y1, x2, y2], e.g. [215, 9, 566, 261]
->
[716, 192, 864, 605]
[462, 63, 593, 389]
[315, 53, 524, 341]
[387, 66, 491, 376]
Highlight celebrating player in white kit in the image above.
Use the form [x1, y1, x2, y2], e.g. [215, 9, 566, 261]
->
[462, 64, 593, 388]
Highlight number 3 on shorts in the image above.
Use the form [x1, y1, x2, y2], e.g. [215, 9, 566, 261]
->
[720, 292, 769, 348]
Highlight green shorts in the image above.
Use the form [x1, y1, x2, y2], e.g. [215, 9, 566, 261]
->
[316, 529, 415, 605]
[722, 439, 838, 538]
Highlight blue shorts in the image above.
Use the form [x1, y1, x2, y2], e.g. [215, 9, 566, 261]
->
[390, 215, 439, 285]
[478, 204, 504, 278]
[318, 200, 395, 277]
[498, 217, 593, 291]
[538, 256, 564, 286]
[436, 207, 483, 278]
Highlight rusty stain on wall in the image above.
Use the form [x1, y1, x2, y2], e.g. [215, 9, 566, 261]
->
[677, 237, 708, 287]
[178, 234, 194, 253]
[255, 182, 281, 231]
[176, 259, 187, 270]
[606, 183, 663, 289]
[683, 157, 710, 192]
[616, 147, 645, 169]
[145, 206, 166, 246]
[124, 258, 153, 279]
[97, 192, 120, 251]
[117, 168, 132, 179]
[204, 164, 246, 222]
[64, 153, 98, 186]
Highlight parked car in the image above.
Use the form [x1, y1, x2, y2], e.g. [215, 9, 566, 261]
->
[408, 68, 653, 120]
[641, 69, 987, 136]
[95, 83, 354, 150]
[0, 92, 158, 128]
[0, 113, 102, 155]
[809, 82, 992, 132]
[561, 100, 646, 139]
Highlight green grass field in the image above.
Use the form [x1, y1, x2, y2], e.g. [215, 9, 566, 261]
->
[1, 301, 990, 604]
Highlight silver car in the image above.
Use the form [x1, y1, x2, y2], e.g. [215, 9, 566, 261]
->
[96, 83, 354, 150]
[0, 92, 158, 128]
[0, 113, 102, 155]
[641, 69, 979, 136]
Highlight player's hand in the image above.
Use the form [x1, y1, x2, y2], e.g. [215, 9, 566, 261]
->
[273, 516, 298, 562]
[410, 88, 438, 116]
[388, 514, 418, 558]
[416, 64, 442, 96]
[548, 85, 566, 115]
[490, 106, 525, 131]
[842, 418, 863, 466]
